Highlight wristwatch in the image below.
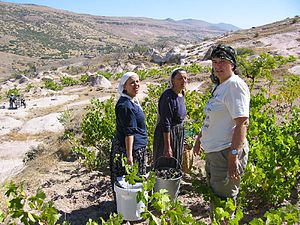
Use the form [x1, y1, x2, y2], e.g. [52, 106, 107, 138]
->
[231, 149, 239, 155]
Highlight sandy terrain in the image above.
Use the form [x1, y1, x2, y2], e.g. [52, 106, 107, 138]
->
[0, 140, 41, 183]
[0, 116, 23, 136]
[0, 92, 86, 183]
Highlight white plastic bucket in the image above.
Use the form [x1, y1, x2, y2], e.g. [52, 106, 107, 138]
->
[114, 183, 145, 221]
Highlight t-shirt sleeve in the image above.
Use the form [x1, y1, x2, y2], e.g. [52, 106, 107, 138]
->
[117, 105, 137, 136]
[225, 81, 250, 119]
[159, 95, 173, 132]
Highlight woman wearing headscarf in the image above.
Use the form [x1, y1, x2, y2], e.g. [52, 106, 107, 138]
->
[110, 72, 148, 197]
[193, 44, 250, 218]
[153, 68, 188, 168]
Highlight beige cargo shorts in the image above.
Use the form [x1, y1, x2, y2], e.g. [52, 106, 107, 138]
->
[205, 143, 249, 199]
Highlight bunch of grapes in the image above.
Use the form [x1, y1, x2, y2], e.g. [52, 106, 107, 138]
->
[155, 168, 182, 179]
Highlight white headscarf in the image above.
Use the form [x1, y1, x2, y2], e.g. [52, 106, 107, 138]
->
[117, 72, 139, 96]
[169, 68, 182, 88]
[117, 72, 142, 108]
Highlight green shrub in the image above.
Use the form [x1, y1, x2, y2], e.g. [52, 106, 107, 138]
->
[73, 97, 116, 168]
[80, 74, 90, 84]
[6, 86, 20, 97]
[25, 83, 34, 92]
[43, 79, 63, 91]
[60, 76, 79, 86]
[1, 182, 61, 225]
[236, 47, 255, 56]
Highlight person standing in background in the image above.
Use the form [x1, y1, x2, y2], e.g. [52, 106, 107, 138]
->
[153, 68, 188, 168]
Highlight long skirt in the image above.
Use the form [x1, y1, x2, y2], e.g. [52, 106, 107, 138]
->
[152, 123, 184, 169]
[109, 137, 147, 194]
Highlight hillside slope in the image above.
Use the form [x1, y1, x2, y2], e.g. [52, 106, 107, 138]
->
[0, 1, 237, 58]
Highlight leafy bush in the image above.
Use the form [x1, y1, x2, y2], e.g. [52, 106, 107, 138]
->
[60, 76, 79, 86]
[277, 75, 300, 107]
[6, 86, 20, 97]
[25, 83, 34, 92]
[80, 74, 90, 84]
[241, 92, 300, 206]
[71, 145, 102, 171]
[183, 63, 210, 74]
[249, 204, 300, 225]
[73, 97, 116, 168]
[291, 17, 298, 24]
[58, 110, 76, 139]
[1, 182, 61, 225]
[0, 182, 125, 225]
[96, 71, 114, 80]
[43, 79, 63, 91]
[99, 213, 123, 225]
[237, 53, 294, 90]
[135, 170, 205, 225]
[81, 97, 116, 149]
[236, 47, 255, 56]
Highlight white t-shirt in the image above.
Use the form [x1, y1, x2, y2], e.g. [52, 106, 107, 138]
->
[200, 75, 250, 153]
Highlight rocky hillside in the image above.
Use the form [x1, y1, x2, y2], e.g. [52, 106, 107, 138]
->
[217, 16, 300, 57]
[0, 1, 299, 83]
[0, 1, 240, 81]
[0, 1, 238, 59]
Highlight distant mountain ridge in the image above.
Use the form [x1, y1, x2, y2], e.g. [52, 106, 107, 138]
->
[175, 19, 240, 31]
[0, 1, 239, 60]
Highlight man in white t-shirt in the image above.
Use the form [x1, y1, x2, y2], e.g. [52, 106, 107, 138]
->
[193, 44, 250, 220]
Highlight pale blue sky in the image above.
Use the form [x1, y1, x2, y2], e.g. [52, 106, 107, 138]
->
[3, 0, 300, 29]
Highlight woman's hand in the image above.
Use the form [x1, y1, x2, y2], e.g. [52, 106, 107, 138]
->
[163, 146, 173, 158]
[127, 155, 134, 166]
[193, 134, 202, 156]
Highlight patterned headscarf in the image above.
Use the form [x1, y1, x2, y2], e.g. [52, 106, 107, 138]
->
[211, 44, 237, 69]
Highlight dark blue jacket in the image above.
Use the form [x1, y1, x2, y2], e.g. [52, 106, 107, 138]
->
[115, 96, 148, 151]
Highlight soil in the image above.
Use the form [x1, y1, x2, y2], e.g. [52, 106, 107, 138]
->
[10, 151, 210, 225]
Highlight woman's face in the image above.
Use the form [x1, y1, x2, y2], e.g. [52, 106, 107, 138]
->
[172, 71, 188, 91]
[212, 58, 234, 83]
[124, 75, 140, 98]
